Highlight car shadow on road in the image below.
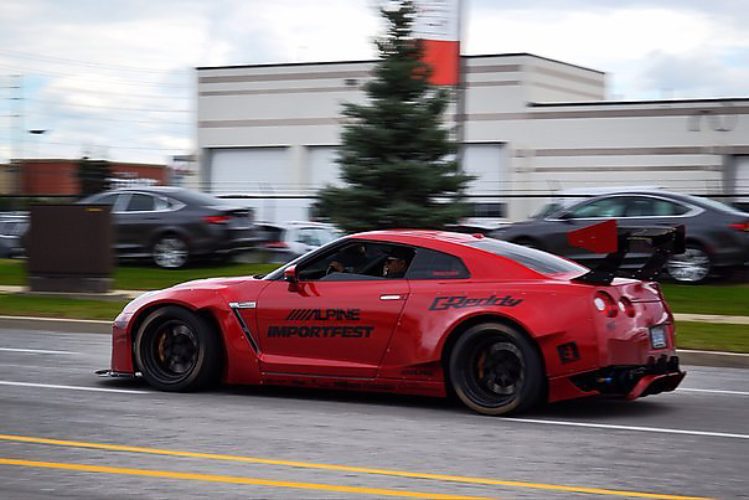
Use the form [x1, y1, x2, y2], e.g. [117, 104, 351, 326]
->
[96, 376, 678, 420]
[527, 396, 678, 420]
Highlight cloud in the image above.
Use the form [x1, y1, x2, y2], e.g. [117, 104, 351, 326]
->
[466, 3, 749, 99]
[0, 0, 747, 165]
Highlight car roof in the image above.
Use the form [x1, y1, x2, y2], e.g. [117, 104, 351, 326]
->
[257, 221, 336, 229]
[555, 185, 664, 196]
[351, 229, 484, 247]
[105, 186, 184, 194]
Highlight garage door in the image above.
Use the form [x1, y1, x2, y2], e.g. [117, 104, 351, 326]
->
[736, 155, 749, 201]
[462, 143, 506, 196]
[210, 147, 291, 195]
[306, 146, 341, 188]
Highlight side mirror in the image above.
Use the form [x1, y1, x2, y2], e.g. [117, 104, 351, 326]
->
[283, 265, 298, 284]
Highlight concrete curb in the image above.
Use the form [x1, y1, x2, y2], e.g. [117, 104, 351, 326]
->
[0, 315, 747, 369]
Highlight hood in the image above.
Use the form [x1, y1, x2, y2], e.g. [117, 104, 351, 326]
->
[171, 276, 254, 290]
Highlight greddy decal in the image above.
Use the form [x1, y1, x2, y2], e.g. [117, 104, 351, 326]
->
[268, 325, 374, 338]
[429, 294, 523, 310]
[286, 309, 360, 321]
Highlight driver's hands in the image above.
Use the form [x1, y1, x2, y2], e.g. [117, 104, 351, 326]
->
[326, 261, 345, 274]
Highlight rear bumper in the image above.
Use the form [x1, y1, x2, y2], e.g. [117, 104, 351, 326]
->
[571, 354, 685, 398]
[625, 370, 686, 400]
[549, 354, 685, 403]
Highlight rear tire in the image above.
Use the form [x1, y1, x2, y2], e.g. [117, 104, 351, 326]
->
[449, 322, 544, 416]
[134, 306, 222, 392]
[666, 243, 712, 284]
[152, 235, 189, 269]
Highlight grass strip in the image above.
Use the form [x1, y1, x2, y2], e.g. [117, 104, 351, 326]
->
[0, 259, 279, 290]
[113, 262, 279, 290]
[0, 294, 127, 321]
[661, 284, 749, 317]
[676, 321, 749, 353]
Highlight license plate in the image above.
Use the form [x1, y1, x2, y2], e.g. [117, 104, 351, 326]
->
[650, 325, 668, 349]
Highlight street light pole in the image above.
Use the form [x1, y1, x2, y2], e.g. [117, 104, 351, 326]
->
[27, 129, 47, 159]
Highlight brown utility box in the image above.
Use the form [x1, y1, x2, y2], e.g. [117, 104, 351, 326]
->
[28, 204, 113, 293]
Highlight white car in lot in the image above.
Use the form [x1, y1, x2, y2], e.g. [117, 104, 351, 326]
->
[257, 221, 340, 262]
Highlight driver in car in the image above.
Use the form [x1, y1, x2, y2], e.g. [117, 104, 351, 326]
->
[383, 247, 410, 278]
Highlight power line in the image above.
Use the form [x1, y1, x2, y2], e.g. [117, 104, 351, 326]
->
[38, 140, 190, 152]
[0, 49, 187, 75]
[26, 96, 190, 113]
[47, 112, 190, 125]
[0, 63, 190, 89]
[23, 85, 189, 102]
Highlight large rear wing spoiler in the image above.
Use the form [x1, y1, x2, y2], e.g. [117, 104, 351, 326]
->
[568, 220, 685, 285]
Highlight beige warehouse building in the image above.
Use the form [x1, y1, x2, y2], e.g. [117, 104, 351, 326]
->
[196, 53, 749, 223]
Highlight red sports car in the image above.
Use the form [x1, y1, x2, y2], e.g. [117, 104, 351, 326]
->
[102, 226, 685, 415]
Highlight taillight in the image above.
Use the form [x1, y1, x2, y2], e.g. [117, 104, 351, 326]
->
[729, 221, 749, 232]
[203, 215, 231, 224]
[264, 241, 289, 249]
[618, 296, 636, 317]
[594, 291, 618, 318]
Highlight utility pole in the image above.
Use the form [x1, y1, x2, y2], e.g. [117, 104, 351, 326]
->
[7, 75, 24, 196]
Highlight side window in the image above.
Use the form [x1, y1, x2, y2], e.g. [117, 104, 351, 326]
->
[296, 228, 316, 246]
[298, 242, 414, 281]
[154, 196, 169, 211]
[623, 197, 656, 217]
[124, 194, 155, 212]
[655, 199, 689, 216]
[93, 194, 119, 206]
[569, 198, 627, 218]
[624, 197, 690, 217]
[407, 248, 470, 280]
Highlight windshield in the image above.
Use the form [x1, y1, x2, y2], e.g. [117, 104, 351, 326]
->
[467, 239, 588, 275]
[532, 202, 562, 219]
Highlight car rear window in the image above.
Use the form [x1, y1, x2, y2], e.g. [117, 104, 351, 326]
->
[467, 239, 588, 275]
[171, 190, 236, 207]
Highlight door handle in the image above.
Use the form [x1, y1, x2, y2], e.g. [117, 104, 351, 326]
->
[380, 294, 403, 301]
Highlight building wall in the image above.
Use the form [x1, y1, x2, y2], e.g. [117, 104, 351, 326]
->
[196, 53, 749, 222]
[17, 159, 168, 196]
[0, 164, 13, 195]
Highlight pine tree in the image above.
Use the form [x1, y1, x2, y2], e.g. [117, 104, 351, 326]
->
[315, 0, 472, 232]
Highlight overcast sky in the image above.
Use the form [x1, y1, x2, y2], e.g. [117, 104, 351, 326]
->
[0, 0, 747, 165]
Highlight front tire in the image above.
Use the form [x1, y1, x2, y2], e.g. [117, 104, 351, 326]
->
[134, 306, 222, 391]
[449, 322, 544, 416]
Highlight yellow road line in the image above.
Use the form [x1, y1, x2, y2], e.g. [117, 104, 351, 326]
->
[0, 457, 489, 499]
[0, 433, 709, 500]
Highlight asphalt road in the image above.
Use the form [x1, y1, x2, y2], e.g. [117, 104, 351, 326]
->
[0, 328, 746, 500]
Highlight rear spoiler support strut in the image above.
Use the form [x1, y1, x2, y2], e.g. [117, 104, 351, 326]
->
[569, 221, 685, 285]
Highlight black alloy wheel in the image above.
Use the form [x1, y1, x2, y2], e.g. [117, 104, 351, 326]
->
[134, 306, 222, 391]
[449, 322, 544, 416]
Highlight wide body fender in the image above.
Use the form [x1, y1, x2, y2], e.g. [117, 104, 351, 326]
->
[378, 280, 600, 384]
[113, 279, 267, 384]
